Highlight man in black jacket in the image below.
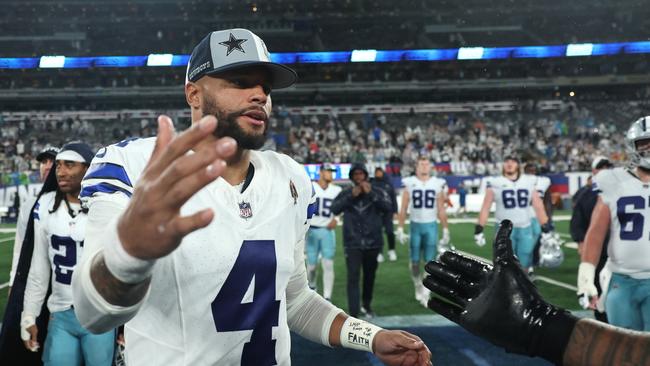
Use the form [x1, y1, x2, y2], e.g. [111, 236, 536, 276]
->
[331, 163, 393, 318]
[570, 156, 612, 322]
[371, 167, 399, 262]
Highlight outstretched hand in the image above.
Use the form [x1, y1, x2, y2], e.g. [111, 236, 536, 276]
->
[373, 330, 432, 366]
[423, 220, 576, 363]
[117, 115, 237, 259]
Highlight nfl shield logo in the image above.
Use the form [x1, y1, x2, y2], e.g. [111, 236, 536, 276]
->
[239, 201, 253, 219]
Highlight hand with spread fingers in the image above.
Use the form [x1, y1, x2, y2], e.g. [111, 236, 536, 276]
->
[117, 114, 237, 259]
[423, 220, 577, 365]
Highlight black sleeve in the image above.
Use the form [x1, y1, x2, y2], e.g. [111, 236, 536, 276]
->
[369, 186, 393, 213]
[331, 188, 353, 215]
[569, 197, 588, 243]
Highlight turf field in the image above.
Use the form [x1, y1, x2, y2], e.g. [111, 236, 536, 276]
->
[0, 213, 580, 321]
[0, 214, 579, 365]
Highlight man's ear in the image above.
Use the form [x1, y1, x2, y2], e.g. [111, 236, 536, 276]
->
[185, 82, 201, 110]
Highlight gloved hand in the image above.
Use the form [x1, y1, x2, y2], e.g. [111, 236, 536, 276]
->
[577, 262, 599, 309]
[474, 225, 486, 247]
[395, 227, 409, 245]
[20, 312, 39, 352]
[423, 220, 577, 365]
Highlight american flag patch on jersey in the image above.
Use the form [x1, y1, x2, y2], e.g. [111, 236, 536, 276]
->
[239, 201, 252, 219]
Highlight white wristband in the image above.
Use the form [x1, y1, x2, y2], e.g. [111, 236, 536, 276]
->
[103, 217, 156, 284]
[340, 317, 383, 352]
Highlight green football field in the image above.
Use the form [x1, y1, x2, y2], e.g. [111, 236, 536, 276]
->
[0, 212, 580, 321]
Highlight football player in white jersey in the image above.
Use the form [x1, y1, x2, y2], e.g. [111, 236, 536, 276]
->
[21, 142, 116, 365]
[474, 156, 551, 274]
[396, 156, 450, 307]
[579, 116, 650, 331]
[71, 29, 431, 366]
[306, 163, 342, 301]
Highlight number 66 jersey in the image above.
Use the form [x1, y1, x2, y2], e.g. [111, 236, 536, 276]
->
[593, 167, 650, 278]
[484, 174, 537, 228]
[77, 138, 333, 366]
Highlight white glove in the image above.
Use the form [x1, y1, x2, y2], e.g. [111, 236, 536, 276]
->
[474, 232, 486, 247]
[395, 227, 409, 245]
[439, 228, 450, 247]
[577, 262, 599, 309]
[20, 313, 39, 352]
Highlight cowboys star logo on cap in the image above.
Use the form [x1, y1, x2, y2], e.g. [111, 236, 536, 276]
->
[219, 33, 247, 56]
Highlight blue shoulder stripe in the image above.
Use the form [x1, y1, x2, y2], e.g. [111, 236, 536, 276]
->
[32, 202, 40, 220]
[307, 201, 318, 219]
[84, 163, 132, 187]
[80, 182, 133, 198]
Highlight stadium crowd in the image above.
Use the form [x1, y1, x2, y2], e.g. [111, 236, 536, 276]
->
[0, 100, 645, 185]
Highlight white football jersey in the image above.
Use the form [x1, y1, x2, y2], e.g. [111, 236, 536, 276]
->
[24, 191, 86, 316]
[80, 138, 315, 366]
[594, 168, 650, 278]
[309, 182, 342, 227]
[402, 176, 446, 223]
[528, 175, 551, 218]
[486, 174, 537, 228]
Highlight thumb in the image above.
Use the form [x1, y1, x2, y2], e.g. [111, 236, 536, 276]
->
[493, 220, 514, 265]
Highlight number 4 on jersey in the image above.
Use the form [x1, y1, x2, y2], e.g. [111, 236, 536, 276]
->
[211, 240, 280, 366]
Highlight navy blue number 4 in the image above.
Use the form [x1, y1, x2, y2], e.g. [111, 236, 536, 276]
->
[212, 240, 280, 366]
[51, 235, 78, 285]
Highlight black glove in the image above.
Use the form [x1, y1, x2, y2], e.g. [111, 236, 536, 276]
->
[541, 221, 554, 233]
[474, 224, 483, 235]
[423, 220, 577, 365]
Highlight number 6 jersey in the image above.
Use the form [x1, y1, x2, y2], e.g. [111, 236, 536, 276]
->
[24, 191, 86, 318]
[78, 137, 328, 366]
[593, 167, 650, 278]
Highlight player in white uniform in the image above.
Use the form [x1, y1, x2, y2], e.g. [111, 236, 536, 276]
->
[306, 163, 342, 301]
[9, 146, 58, 294]
[524, 163, 554, 270]
[71, 29, 431, 366]
[396, 156, 450, 307]
[579, 116, 650, 331]
[475, 156, 551, 273]
[21, 142, 115, 365]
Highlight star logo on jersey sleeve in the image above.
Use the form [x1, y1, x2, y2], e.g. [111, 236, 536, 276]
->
[219, 33, 247, 56]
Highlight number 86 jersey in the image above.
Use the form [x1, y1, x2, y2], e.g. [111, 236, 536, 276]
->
[593, 168, 650, 278]
[484, 174, 537, 228]
[402, 176, 446, 223]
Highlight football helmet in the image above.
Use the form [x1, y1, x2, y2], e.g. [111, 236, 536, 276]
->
[626, 116, 650, 169]
[538, 232, 564, 268]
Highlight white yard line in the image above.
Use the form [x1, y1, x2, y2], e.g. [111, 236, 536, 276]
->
[0, 282, 9, 290]
[0, 237, 14, 245]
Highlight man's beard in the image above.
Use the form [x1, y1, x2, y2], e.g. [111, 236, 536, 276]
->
[202, 95, 268, 150]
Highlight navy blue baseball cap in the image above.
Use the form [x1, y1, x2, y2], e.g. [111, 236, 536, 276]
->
[36, 146, 59, 162]
[56, 142, 95, 164]
[186, 28, 298, 89]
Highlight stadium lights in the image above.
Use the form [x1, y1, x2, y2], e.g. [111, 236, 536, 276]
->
[566, 43, 594, 57]
[457, 47, 485, 60]
[351, 49, 378, 62]
[39, 56, 66, 68]
[146, 54, 174, 66]
[3, 40, 650, 70]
